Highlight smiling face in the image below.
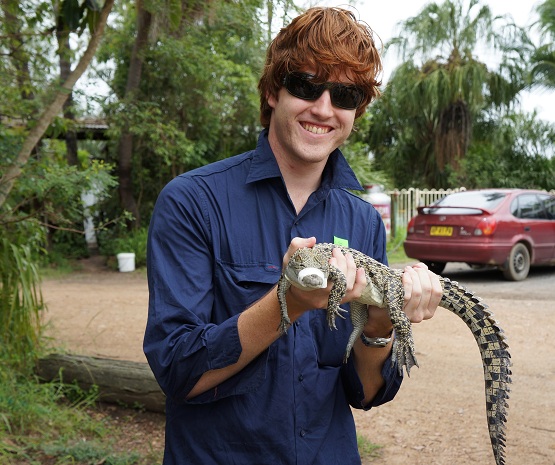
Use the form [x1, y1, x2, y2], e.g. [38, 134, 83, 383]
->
[266, 74, 356, 169]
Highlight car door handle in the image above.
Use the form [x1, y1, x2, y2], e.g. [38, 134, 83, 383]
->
[524, 226, 531, 231]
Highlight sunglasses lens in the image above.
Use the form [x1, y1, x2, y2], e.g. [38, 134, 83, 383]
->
[284, 73, 363, 110]
[285, 74, 323, 100]
[330, 85, 364, 110]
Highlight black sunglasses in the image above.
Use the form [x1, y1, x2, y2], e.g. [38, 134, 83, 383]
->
[282, 72, 365, 110]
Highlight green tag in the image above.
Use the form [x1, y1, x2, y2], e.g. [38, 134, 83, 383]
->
[333, 236, 349, 247]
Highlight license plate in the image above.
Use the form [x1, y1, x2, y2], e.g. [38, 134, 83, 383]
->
[430, 226, 453, 236]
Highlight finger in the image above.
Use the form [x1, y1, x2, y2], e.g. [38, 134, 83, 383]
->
[351, 267, 367, 298]
[343, 252, 357, 291]
[412, 267, 442, 317]
[429, 272, 443, 313]
[402, 266, 423, 322]
[283, 237, 316, 268]
[411, 262, 429, 271]
[403, 266, 441, 323]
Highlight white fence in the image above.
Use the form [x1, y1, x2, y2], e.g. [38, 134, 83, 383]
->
[387, 187, 467, 236]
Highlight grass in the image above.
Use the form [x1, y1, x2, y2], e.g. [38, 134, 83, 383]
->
[357, 434, 383, 461]
[0, 360, 162, 464]
[386, 228, 410, 265]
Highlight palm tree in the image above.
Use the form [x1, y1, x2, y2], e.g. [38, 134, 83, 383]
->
[367, 0, 527, 187]
[530, 0, 555, 89]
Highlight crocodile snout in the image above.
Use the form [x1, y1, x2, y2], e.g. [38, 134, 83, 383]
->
[297, 268, 327, 289]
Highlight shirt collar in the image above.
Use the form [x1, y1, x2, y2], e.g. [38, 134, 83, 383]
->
[246, 130, 364, 191]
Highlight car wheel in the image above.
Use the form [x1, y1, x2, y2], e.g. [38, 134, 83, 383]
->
[423, 261, 446, 274]
[503, 243, 530, 281]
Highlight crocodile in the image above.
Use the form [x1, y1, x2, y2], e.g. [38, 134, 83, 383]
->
[277, 242, 511, 465]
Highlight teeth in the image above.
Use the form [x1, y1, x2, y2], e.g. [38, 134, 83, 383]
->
[302, 123, 330, 134]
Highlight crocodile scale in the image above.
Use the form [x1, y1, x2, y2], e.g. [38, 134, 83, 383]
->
[277, 243, 511, 465]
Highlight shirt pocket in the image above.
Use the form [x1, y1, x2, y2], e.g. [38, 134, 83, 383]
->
[214, 260, 281, 316]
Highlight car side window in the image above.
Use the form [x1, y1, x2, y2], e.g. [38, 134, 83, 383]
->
[512, 194, 548, 219]
[542, 195, 555, 220]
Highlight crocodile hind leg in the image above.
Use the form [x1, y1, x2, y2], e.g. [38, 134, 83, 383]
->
[384, 281, 419, 376]
[343, 301, 368, 363]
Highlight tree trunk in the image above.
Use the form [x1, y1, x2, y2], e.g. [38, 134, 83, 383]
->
[0, 0, 115, 209]
[57, 28, 79, 167]
[37, 353, 166, 413]
[117, 0, 153, 228]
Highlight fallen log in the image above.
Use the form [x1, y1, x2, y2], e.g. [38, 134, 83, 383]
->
[37, 353, 166, 413]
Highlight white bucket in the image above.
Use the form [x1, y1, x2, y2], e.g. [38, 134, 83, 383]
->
[116, 253, 135, 272]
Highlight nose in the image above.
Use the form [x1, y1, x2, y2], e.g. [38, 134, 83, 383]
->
[310, 90, 334, 117]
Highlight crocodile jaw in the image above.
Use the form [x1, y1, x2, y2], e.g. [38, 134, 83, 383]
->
[286, 267, 327, 289]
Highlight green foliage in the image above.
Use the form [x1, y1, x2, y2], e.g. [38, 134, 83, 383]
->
[453, 112, 555, 190]
[98, 0, 265, 227]
[344, 116, 393, 189]
[530, 0, 555, 89]
[387, 227, 410, 264]
[2, 147, 120, 265]
[0, 226, 45, 370]
[99, 227, 148, 269]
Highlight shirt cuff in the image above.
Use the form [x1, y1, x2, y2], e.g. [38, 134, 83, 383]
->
[186, 314, 270, 404]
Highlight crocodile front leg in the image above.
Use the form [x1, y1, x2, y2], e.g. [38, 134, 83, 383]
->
[325, 265, 348, 330]
[277, 276, 292, 334]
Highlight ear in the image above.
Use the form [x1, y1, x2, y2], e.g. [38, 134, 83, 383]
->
[267, 91, 278, 109]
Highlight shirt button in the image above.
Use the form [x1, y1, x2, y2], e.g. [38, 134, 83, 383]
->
[298, 374, 304, 382]
[299, 429, 307, 437]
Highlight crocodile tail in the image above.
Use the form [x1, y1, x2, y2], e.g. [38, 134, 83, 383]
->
[440, 277, 511, 465]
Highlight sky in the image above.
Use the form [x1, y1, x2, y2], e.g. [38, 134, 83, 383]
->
[351, 0, 554, 122]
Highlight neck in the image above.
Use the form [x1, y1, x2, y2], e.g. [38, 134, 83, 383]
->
[273, 151, 326, 215]
[285, 175, 320, 214]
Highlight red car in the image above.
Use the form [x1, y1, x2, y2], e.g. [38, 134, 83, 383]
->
[403, 189, 555, 280]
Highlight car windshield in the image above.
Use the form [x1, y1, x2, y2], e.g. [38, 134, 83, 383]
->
[422, 191, 507, 215]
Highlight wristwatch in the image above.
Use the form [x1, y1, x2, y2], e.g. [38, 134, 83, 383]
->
[360, 329, 393, 348]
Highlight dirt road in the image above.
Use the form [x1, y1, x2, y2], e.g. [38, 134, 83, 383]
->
[41, 260, 555, 464]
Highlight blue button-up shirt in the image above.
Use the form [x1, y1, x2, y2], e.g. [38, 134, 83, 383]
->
[144, 130, 402, 465]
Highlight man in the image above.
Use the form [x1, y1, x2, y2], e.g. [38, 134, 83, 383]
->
[144, 7, 442, 464]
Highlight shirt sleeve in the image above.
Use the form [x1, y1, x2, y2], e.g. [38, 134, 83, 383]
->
[143, 176, 267, 403]
[342, 352, 403, 410]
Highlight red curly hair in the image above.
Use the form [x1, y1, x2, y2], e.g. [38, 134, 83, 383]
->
[258, 7, 382, 128]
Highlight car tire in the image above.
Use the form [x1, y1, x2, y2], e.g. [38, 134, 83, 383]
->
[503, 243, 530, 281]
[423, 261, 446, 274]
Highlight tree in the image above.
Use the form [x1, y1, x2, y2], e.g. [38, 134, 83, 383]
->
[98, 0, 265, 228]
[530, 0, 555, 89]
[365, 0, 528, 187]
[0, 0, 115, 208]
[0, 0, 115, 367]
[54, 0, 105, 166]
[455, 112, 555, 190]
